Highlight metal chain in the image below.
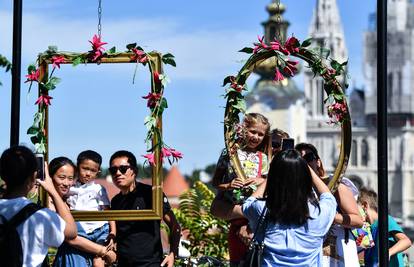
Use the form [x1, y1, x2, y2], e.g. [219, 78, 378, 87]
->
[276, 0, 282, 41]
[97, 0, 102, 37]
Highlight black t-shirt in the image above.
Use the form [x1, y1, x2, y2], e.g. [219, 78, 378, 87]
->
[111, 182, 171, 266]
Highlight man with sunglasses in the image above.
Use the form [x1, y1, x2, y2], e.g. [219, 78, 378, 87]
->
[109, 150, 181, 267]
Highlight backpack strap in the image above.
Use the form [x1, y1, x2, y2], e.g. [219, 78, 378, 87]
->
[8, 203, 42, 228]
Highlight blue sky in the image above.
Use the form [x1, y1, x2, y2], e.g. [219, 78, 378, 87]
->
[0, 0, 376, 174]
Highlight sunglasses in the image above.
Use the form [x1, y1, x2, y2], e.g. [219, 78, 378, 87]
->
[109, 165, 131, 175]
[303, 152, 318, 163]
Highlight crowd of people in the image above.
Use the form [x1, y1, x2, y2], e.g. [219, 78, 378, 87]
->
[0, 112, 412, 267]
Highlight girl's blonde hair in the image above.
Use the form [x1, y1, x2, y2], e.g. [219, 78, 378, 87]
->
[242, 113, 271, 154]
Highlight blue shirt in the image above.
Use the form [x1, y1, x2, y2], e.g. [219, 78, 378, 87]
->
[242, 192, 337, 267]
[364, 215, 404, 267]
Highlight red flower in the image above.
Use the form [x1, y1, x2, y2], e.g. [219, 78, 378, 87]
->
[35, 94, 53, 106]
[328, 68, 336, 75]
[169, 148, 183, 160]
[51, 55, 65, 69]
[284, 36, 300, 54]
[327, 102, 347, 123]
[142, 92, 162, 108]
[162, 147, 172, 158]
[274, 68, 285, 82]
[25, 69, 40, 83]
[253, 35, 268, 54]
[283, 60, 299, 77]
[229, 76, 244, 92]
[269, 40, 282, 51]
[143, 153, 156, 166]
[131, 48, 148, 63]
[153, 71, 160, 84]
[89, 34, 107, 62]
[89, 34, 107, 52]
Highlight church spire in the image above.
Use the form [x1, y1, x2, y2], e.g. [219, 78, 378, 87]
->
[308, 0, 348, 61]
[305, 0, 348, 123]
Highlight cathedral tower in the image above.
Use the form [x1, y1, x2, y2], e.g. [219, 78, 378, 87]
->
[305, 0, 348, 128]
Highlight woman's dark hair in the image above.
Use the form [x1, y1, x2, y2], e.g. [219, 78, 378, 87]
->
[49, 157, 76, 177]
[109, 150, 138, 175]
[294, 143, 320, 159]
[265, 149, 320, 226]
[0, 146, 37, 190]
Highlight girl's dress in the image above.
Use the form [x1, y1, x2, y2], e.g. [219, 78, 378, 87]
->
[53, 222, 93, 267]
[215, 148, 269, 265]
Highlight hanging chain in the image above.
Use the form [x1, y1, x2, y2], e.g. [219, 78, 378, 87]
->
[97, 0, 102, 37]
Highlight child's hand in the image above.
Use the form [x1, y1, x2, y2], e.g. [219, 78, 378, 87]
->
[244, 177, 265, 187]
[104, 250, 117, 265]
[229, 178, 244, 189]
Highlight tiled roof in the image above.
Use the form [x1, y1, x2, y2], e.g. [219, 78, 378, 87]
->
[163, 166, 189, 197]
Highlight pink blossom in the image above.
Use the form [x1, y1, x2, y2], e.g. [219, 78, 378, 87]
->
[284, 36, 300, 54]
[89, 34, 107, 52]
[283, 60, 299, 77]
[90, 50, 103, 62]
[25, 69, 40, 83]
[51, 55, 65, 69]
[269, 40, 282, 50]
[274, 68, 285, 82]
[328, 68, 336, 75]
[35, 94, 53, 106]
[169, 148, 183, 160]
[229, 76, 243, 92]
[143, 153, 156, 166]
[253, 35, 268, 54]
[153, 71, 160, 84]
[162, 147, 172, 158]
[142, 92, 162, 108]
[327, 102, 347, 123]
[131, 48, 148, 63]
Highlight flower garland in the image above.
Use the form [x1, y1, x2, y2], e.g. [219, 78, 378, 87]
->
[26, 34, 182, 165]
[222, 35, 351, 194]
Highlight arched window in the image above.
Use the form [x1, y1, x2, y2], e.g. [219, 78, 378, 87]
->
[361, 139, 369, 166]
[351, 139, 358, 166]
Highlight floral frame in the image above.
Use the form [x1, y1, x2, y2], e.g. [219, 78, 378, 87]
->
[223, 36, 352, 193]
[35, 51, 166, 221]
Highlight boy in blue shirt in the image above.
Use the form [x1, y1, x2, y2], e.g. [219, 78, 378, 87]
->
[359, 187, 411, 266]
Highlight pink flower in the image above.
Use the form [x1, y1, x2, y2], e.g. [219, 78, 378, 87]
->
[89, 34, 107, 52]
[229, 76, 244, 92]
[274, 68, 285, 81]
[153, 71, 160, 84]
[89, 34, 107, 62]
[51, 55, 65, 69]
[169, 148, 183, 160]
[284, 36, 300, 54]
[328, 68, 336, 75]
[142, 92, 162, 108]
[162, 147, 172, 158]
[143, 153, 156, 166]
[253, 35, 268, 54]
[269, 40, 281, 50]
[35, 94, 53, 106]
[25, 69, 40, 83]
[327, 102, 347, 123]
[283, 60, 299, 77]
[131, 48, 148, 63]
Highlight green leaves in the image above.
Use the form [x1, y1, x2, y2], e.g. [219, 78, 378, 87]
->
[232, 99, 246, 113]
[27, 64, 36, 74]
[222, 76, 234, 87]
[126, 43, 137, 51]
[239, 47, 254, 54]
[301, 38, 312, 48]
[72, 56, 84, 66]
[330, 59, 348, 75]
[162, 53, 176, 67]
[44, 77, 61, 91]
[108, 46, 117, 54]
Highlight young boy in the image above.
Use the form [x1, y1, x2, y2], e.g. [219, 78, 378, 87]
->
[359, 187, 412, 267]
[0, 146, 77, 267]
[66, 150, 115, 267]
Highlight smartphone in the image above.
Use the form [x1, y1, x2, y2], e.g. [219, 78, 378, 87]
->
[35, 153, 45, 180]
[281, 138, 295, 151]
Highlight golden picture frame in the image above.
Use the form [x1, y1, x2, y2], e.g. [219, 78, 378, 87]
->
[36, 51, 165, 221]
